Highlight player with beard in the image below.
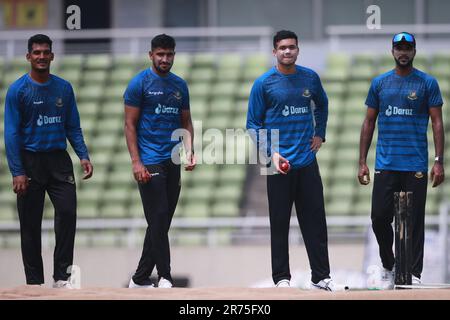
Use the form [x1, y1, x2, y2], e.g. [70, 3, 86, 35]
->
[358, 32, 445, 289]
[124, 34, 195, 289]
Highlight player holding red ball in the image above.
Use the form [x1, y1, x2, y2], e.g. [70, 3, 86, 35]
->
[247, 30, 347, 291]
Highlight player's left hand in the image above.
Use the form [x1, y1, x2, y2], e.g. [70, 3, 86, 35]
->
[185, 151, 196, 171]
[430, 162, 445, 188]
[80, 159, 93, 180]
[310, 136, 323, 152]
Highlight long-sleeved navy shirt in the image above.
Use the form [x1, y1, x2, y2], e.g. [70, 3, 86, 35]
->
[246, 65, 328, 169]
[4, 73, 89, 177]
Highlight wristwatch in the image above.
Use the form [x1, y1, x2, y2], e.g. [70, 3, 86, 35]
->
[435, 156, 444, 164]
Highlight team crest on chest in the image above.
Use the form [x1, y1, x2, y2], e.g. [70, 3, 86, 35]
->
[173, 91, 182, 100]
[302, 89, 311, 98]
[407, 91, 418, 100]
[55, 98, 64, 107]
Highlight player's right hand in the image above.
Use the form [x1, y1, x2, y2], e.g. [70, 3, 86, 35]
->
[358, 164, 371, 185]
[13, 175, 29, 195]
[430, 162, 445, 188]
[80, 159, 94, 180]
[272, 152, 289, 175]
[185, 151, 196, 171]
[132, 161, 151, 184]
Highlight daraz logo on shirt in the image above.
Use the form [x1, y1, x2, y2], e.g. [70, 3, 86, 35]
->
[385, 105, 413, 117]
[282, 105, 309, 117]
[155, 103, 179, 115]
[36, 114, 62, 126]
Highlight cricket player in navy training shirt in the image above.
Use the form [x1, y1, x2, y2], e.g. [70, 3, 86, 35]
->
[358, 32, 445, 289]
[247, 30, 347, 291]
[124, 34, 195, 289]
[4, 34, 93, 288]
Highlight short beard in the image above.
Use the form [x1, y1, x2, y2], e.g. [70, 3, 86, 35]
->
[154, 64, 171, 74]
[394, 57, 414, 69]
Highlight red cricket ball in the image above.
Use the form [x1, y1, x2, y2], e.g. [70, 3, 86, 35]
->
[280, 162, 290, 172]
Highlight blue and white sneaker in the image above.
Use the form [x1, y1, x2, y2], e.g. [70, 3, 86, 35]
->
[412, 275, 421, 285]
[380, 267, 395, 290]
[53, 280, 74, 289]
[128, 278, 154, 289]
[158, 277, 173, 288]
[311, 278, 348, 292]
[275, 279, 290, 288]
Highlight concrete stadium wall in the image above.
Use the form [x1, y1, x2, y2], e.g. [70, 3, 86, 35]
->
[2, 0, 450, 40]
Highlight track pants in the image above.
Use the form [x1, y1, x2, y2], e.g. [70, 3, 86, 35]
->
[267, 159, 330, 284]
[371, 170, 427, 278]
[132, 160, 181, 285]
[17, 150, 77, 285]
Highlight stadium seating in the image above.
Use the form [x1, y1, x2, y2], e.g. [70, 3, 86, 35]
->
[0, 52, 261, 247]
[1, 50, 449, 248]
[321, 51, 450, 219]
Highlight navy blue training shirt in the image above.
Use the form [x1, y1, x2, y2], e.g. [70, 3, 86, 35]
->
[4, 73, 89, 177]
[365, 68, 443, 172]
[123, 68, 190, 165]
[246, 65, 328, 169]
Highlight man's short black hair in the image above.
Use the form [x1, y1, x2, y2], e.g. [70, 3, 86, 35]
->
[28, 34, 52, 53]
[273, 30, 298, 48]
[151, 34, 176, 51]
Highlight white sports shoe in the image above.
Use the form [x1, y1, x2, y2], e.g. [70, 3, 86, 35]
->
[128, 278, 154, 289]
[158, 277, 173, 288]
[275, 279, 290, 288]
[412, 275, 422, 285]
[53, 280, 74, 289]
[311, 278, 348, 292]
[380, 267, 395, 290]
